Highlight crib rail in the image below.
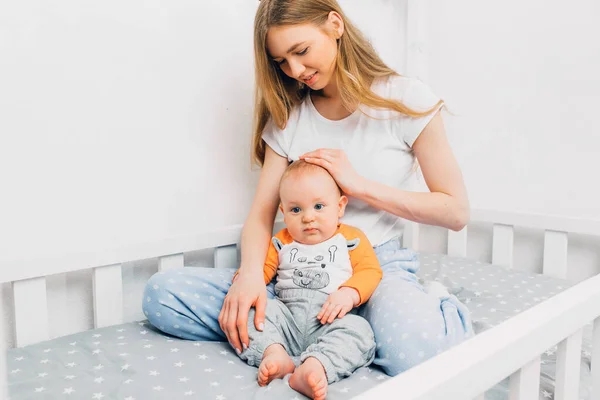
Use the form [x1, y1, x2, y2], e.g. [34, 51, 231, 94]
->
[355, 273, 600, 399]
[2, 209, 600, 399]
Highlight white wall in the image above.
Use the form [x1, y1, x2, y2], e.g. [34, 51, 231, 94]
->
[414, 0, 600, 280]
[0, 0, 407, 345]
[1, 0, 599, 346]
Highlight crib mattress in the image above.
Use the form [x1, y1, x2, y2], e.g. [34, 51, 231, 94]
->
[7, 253, 593, 400]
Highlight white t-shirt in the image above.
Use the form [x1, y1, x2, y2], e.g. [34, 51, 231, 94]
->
[273, 233, 353, 295]
[262, 75, 442, 246]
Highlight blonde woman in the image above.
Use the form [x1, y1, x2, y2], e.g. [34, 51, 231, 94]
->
[143, 0, 473, 390]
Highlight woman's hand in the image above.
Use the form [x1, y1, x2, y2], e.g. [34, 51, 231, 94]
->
[218, 272, 267, 355]
[317, 287, 359, 324]
[300, 149, 365, 196]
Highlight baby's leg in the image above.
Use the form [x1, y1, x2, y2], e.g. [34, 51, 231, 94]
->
[291, 314, 376, 399]
[239, 299, 299, 386]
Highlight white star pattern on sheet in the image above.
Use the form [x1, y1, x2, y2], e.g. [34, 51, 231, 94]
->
[147, 356, 156, 360]
[210, 381, 220, 386]
[179, 377, 190, 382]
[153, 386, 164, 391]
[64, 375, 75, 380]
[198, 354, 208, 360]
[149, 370, 159, 376]
[63, 387, 75, 394]
[174, 362, 184, 367]
[38, 372, 48, 378]
[184, 391, 195, 396]
[14, 356, 24, 361]
[11, 369, 20, 374]
[124, 397, 135, 400]
[34, 387, 45, 392]
[121, 364, 130, 371]
[94, 377, 104, 383]
[124, 379, 134, 384]
[40, 359, 49, 364]
[216, 396, 226, 400]
[92, 393, 104, 399]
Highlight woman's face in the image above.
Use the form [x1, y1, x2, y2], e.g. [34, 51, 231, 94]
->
[266, 13, 343, 91]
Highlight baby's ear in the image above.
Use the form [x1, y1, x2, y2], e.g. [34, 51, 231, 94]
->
[338, 195, 348, 217]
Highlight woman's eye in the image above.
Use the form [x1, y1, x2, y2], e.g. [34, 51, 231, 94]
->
[298, 47, 308, 55]
[291, 207, 301, 213]
[314, 203, 324, 210]
[277, 59, 286, 65]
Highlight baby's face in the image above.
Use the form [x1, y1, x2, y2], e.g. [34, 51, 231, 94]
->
[279, 171, 347, 245]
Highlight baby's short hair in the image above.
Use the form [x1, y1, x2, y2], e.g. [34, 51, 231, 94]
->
[279, 160, 342, 195]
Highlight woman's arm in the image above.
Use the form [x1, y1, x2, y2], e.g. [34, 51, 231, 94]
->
[301, 111, 469, 231]
[356, 111, 469, 231]
[218, 145, 288, 354]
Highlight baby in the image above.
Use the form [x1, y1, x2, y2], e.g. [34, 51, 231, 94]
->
[236, 160, 383, 400]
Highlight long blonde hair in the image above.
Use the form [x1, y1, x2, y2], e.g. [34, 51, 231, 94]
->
[252, 0, 442, 166]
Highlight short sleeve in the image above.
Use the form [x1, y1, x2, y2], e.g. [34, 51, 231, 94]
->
[261, 118, 289, 159]
[391, 77, 443, 148]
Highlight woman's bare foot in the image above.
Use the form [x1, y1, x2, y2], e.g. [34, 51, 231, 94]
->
[257, 344, 295, 386]
[289, 357, 328, 400]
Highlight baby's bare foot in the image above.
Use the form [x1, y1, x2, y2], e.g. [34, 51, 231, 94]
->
[257, 344, 295, 386]
[289, 357, 328, 400]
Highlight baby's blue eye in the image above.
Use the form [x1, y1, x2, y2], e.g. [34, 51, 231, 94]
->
[314, 203, 324, 210]
[291, 207, 301, 213]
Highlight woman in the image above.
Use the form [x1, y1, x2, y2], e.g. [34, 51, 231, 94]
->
[143, 0, 473, 378]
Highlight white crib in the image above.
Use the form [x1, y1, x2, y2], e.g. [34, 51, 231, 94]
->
[2, 208, 599, 399]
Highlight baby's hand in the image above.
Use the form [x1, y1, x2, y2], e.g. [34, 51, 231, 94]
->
[317, 287, 359, 324]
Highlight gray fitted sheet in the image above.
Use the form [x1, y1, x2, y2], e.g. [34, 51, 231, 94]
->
[7, 253, 592, 399]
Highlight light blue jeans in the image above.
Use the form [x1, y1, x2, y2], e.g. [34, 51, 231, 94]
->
[142, 237, 474, 376]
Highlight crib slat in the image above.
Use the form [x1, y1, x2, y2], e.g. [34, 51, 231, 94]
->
[0, 285, 7, 399]
[12, 277, 49, 347]
[93, 264, 123, 328]
[492, 224, 514, 268]
[447, 227, 468, 257]
[214, 245, 238, 269]
[403, 220, 420, 251]
[542, 230, 569, 279]
[592, 317, 600, 399]
[158, 253, 184, 272]
[555, 329, 583, 400]
[508, 356, 541, 399]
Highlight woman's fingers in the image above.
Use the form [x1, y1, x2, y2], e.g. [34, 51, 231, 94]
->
[236, 300, 252, 351]
[225, 301, 242, 354]
[301, 148, 338, 160]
